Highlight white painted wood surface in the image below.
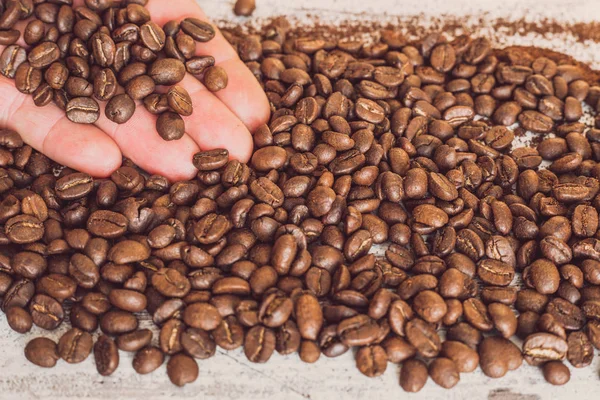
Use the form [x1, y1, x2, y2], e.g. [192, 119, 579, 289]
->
[2, 0, 600, 399]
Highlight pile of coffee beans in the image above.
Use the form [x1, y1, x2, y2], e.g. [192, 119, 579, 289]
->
[0, 0, 228, 141]
[2, 16, 600, 389]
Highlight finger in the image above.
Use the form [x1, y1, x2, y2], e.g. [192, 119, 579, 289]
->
[177, 74, 254, 162]
[92, 98, 201, 182]
[146, 0, 270, 132]
[0, 76, 122, 177]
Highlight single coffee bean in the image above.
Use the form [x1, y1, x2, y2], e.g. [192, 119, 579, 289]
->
[6, 306, 33, 333]
[244, 325, 276, 363]
[429, 357, 460, 389]
[543, 361, 570, 385]
[400, 359, 428, 393]
[234, 0, 256, 16]
[116, 329, 153, 352]
[24, 337, 60, 368]
[167, 353, 198, 387]
[66, 97, 100, 124]
[478, 336, 523, 378]
[133, 346, 164, 374]
[186, 56, 215, 75]
[204, 66, 228, 92]
[523, 333, 568, 366]
[29, 294, 64, 330]
[15, 63, 42, 94]
[148, 58, 186, 85]
[157, 111, 185, 141]
[140, 21, 166, 52]
[0, 45, 27, 78]
[181, 327, 216, 359]
[28, 42, 60, 69]
[167, 85, 193, 116]
[106, 94, 136, 124]
[355, 345, 387, 377]
[58, 328, 93, 363]
[94, 335, 119, 376]
[180, 18, 215, 42]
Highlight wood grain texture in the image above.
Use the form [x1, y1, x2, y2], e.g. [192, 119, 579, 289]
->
[2, 0, 600, 399]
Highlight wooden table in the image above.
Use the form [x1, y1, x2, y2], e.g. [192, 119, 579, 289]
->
[2, 0, 600, 398]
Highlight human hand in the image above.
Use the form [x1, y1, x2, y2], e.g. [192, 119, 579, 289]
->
[0, 0, 270, 181]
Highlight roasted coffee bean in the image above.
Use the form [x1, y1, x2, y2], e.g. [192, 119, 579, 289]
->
[66, 97, 100, 124]
[355, 345, 387, 377]
[58, 328, 93, 363]
[166, 353, 199, 387]
[543, 361, 571, 385]
[29, 294, 64, 330]
[117, 329, 153, 352]
[148, 58, 186, 85]
[204, 66, 229, 92]
[28, 42, 60, 69]
[400, 359, 428, 393]
[94, 335, 119, 376]
[234, 0, 256, 16]
[157, 112, 185, 141]
[0, 46, 27, 78]
[7, 306, 33, 334]
[478, 336, 523, 378]
[244, 325, 276, 363]
[25, 337, 60, 368]
[105, 94, 136, 124]
[180, 18, 215, 42]
[523, 333, 568, 366]
[167, 86, 193, 116]
[133, 346, 164, 374]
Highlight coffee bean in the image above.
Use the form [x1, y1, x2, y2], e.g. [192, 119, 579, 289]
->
[193, 149, 229, 171]
[140, 21, 166, 52]
[6, 306, 33, 333]
[94, 335, 119, 376]
[5, 215, 44, 244]
[58, 328, 93, 363]
[116, 329, 153, 352]
[479, 336, 522, 378]
[400, 359, 428, 393]
[0, 46, 27, 79]
[0, 30, 20, 46]
[29, 294, 64, 330]
[244, 325, 276, 363]
[100, 310, 138, 335]
[180, 18, 215, 42]
[148, 58, 186, 85]
[355, 345, 387, 377]
[523, 333, 568, 366]
[429, 357, 460, 389]
[204, 66, 228, 92]
[106, 94, 136, 124]
[167, 353, 198, 387]
[15, 63, 42, 94]
[56, 172, 93, 200]
[234, 0, 256, 16]
[186, 56, 215, 75]
[66, 97, 100, 124]
[157, 111, 185, 141]
[25, 337, 60, 368]
[405, 318, 441, 357]
[133, 346, 164, 374]
[543, 361, 570, 385]
[28, 42, 60, 69]
[167, 85, 193, 116]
